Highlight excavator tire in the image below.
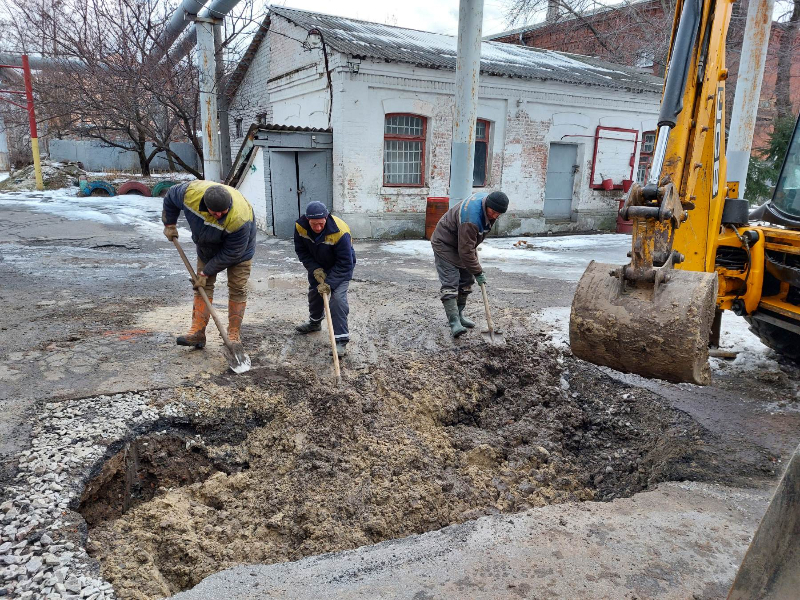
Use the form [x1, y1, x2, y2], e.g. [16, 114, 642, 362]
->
[569, 261, 718, 385]
[744, 316, 800, 361]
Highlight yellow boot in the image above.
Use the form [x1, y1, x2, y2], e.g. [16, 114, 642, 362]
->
[177, 295, 212, 348]
[228, 300, 247, 343]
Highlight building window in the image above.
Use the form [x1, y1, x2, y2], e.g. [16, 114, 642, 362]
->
[256, 113, 266, 125]
[384, 114, 426, 186]
[235, 118, 243, 138]
[637, 131, 656, 183]
[473, 119, 490, 186]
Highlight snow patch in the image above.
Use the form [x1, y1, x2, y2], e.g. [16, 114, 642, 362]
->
[710, 311, 781, 373]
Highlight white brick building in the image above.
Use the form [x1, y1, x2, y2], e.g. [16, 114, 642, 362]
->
[226, 6, 662, 238]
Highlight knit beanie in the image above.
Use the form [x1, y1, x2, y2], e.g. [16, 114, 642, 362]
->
[485, 191, 509, 214]
[305, 201, 329, 219]
[204, 185, 233, 212]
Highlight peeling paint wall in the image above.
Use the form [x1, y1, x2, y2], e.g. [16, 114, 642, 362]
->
[228, 13, 660, 238]
[332, 60, 659, 238]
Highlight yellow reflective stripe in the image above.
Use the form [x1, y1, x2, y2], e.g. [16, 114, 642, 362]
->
[183, 181, 253, 232]
[323, 216, 350, 245]
[295, 223, 312, 239]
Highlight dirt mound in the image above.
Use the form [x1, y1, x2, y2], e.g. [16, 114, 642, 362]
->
[80, 337, 769, 599]
[0, 160, 86, 191]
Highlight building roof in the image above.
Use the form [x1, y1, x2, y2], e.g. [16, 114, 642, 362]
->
[268, 6, 661, 94]
[484, 0, 660, 41]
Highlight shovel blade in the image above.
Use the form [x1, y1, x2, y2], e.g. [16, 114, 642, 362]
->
[481, 329, 505, 345]
[223, 342, 251, 374]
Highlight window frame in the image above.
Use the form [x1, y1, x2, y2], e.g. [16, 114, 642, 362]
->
[383, 113, 427, 188]
[637, 130, 657, 183]
[235, 118, 243, 138]
[473, 119, 491, 187]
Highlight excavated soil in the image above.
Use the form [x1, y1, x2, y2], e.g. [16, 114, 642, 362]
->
[79, 337, 774, 599]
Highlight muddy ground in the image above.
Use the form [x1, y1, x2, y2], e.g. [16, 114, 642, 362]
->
[1, 190, 799, 599]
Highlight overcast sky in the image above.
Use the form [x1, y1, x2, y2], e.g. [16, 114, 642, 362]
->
[268, 0, 517, 37]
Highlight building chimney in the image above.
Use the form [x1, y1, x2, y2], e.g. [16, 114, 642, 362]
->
[546, 0, 559, 22]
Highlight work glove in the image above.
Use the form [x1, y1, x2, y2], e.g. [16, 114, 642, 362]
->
[192, 272, 208, 290]
[317, 282, 331, 296]
[163, 224, 179, 241]
[475, 272, 487, 285]
[312, 268, 327, 285]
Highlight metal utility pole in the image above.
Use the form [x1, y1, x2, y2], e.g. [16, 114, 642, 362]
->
[727, 0, 776, 200]
[21, 56, 44, 190]
[196, 17, 222, 182]
[214, 23, 232, 177]
[449, 0, 484, 208]
[0, 117, 8, 173]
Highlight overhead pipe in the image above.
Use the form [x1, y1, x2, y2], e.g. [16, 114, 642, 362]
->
[167, 0, 243, 64]
[151, 0, 209, 63]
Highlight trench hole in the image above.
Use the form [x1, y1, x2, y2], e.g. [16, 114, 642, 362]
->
[78, 434, 229, 528]
[78, 340, 772, 600]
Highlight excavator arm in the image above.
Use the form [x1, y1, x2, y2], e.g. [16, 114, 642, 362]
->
[569, 0, 734, 384]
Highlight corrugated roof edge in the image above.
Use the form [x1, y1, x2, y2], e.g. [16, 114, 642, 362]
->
[225, 123, 333, 187]
[268, 6, 661, 94]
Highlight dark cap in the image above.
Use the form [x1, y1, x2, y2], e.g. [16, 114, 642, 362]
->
[204, 185, 233, 213]
[485, 191, 509, 214]
[305, 201, 329, 219]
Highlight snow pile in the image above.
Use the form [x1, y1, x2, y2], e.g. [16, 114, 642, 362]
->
[382, 234, 630, 281]
[0, 190, 191, 241]
[0, 160, 85, 192]
[709, 311, 781, 373]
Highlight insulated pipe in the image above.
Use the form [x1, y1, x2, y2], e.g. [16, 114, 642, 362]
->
[0, 53, 83, 71]
[167, 0, 243, 64]
[727, 0, 776, 199]
[449, 0, 484, 208]
[151, 0, 208, 62]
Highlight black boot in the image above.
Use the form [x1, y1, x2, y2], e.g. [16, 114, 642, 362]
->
[295, 320, 322, 334]
[457, 293, 475, 328]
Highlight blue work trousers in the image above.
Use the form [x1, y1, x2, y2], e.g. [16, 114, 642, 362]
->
[308, 278, 350, 343]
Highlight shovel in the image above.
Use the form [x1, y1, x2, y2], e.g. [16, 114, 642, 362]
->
[322, 291, 342, 385]
[479, 282, 504, 345]
[172, 239, 251, 374]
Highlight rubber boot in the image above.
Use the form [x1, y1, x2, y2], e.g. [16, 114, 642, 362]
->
[330, 342, 348, 358]
[443, 298, 467, 338]
[457, 294, 475, 329]
[295, 320, 322, 334]
[177, 295, 211, 348]
[228, 300, 246, 344]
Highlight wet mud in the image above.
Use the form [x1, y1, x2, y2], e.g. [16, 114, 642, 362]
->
[79, 337, 775, 599]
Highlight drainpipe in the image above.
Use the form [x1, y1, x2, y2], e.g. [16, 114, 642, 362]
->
[0, 116, 8, 173]
[196, 17, 222, 181]
[727, 0, 776, 200]
[450, 0, 484, 208]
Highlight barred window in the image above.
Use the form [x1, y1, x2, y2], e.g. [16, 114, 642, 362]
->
[384, 114, 426, 186]
[637, 131, 657, 183]
[473, 119, 490, 187]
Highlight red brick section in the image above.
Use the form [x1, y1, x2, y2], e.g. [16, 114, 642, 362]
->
[490, 0, 800, 149]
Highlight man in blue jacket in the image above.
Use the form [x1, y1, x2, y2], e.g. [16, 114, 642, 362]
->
[293, 201, 356, 357]
[162, 181, 257, 348]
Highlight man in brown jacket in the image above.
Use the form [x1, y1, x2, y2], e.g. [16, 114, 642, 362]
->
[430, 191, 509, 337]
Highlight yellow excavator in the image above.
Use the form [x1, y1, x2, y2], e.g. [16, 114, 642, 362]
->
[569, 0, 800, 385]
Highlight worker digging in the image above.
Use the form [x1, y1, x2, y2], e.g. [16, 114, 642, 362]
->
[162, 181, 257, 351]
[430, 190, 509, 337]
[293, 201, 356, 358]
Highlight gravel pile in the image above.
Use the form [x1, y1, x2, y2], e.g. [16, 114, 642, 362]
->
[0, 392, 175, 599]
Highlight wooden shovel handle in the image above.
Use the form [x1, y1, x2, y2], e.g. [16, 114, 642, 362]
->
[322, 291, 341, 381]
[172, 239, 233, 350]
[479, 282, 496, 336]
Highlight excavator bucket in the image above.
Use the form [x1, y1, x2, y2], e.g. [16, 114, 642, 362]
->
[569, 261, 718, 385]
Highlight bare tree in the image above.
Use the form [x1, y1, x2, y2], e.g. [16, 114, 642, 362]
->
[775, 0, 800, 119]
